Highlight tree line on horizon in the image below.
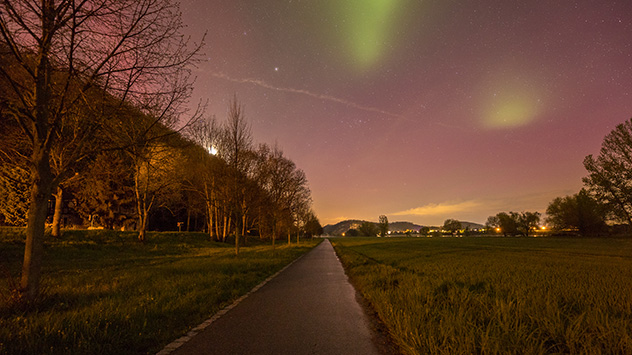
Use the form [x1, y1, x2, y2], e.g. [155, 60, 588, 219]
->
[342, 117, 632, 238]
[485, 118, 632, 237]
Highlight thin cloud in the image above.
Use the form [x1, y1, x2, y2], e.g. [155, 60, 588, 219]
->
[392, 201, 481, 217]
[210, 72, 403, 118]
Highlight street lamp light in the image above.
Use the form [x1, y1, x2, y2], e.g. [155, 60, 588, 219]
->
[206, 145, 218, 155]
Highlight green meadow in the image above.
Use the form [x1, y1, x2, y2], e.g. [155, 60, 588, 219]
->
[0, 228, 319, 354]
[332, 237, 632, 354]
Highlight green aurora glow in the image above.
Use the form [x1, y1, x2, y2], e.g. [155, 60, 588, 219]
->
[335, 0, 402, 71]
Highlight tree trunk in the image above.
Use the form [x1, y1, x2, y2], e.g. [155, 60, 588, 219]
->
[204, 182, 214, 240]
[208, 208, 218, 241]
[136, 198, 145, 242]
[234, 217, 240, 256]
[206, 201, 214, 241]
[21, 1, 56, 302]
[258, 207, 265, 240]
[222, 215, 228, 242]
[186, 208, 191, 232]
[214, 206, 220, 240]
[51, 185, 63, 238]
[272, 224, 276, 253]
[134, 163, 153, 243]
[288, 229, 291, 246]
[21, 152, 54, 301]
[242, 214, 247, 246]
[136, 194, 152, 243]
[138, 209, 148, 242]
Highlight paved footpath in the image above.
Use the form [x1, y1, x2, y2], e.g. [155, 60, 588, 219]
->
[167, 239, 382, 354]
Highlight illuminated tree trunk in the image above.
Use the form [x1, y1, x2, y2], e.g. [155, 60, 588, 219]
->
[206, 203, 214, 240]
[134, 170, 154, 243]
[51, 186, 63, 238]
[204, 181, 216, 240]
[214, 206, 221, 240]
[138, 209, 148, 242]
[222, 215, 229, 242]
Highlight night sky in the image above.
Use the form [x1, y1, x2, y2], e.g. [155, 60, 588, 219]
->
[179, 0, 632, 226]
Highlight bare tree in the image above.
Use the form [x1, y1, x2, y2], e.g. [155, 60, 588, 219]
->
[183, 115, 226, 241]
[304, 210, 323, 238]
[184, 118, 315, 249]
[287, 173, 310, 245]
[293, 197, 311, 244]
[72, 150, 136, 230]
[0, 0, 202, 301]
[378, 215, 388, 237]
[218, 97, 252, 255]
[259, 144, 311, 249]
[132, 139, 184, 242]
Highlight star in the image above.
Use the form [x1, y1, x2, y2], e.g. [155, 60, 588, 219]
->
[179, 0, 632, 226]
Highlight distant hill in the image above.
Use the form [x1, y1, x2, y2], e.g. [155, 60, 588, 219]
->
[322, 220, 367, 236]
[323, 219, 484, 236]
[460, 221, 485, 230]
[388, 221, 424, 232]
[322, 219, 424, 236]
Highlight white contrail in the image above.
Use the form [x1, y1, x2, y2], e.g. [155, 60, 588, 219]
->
[210, 72, 403, 119]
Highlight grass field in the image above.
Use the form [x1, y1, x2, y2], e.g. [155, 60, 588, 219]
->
[0, 228, 319, 354]
[332, 237, 632, 354]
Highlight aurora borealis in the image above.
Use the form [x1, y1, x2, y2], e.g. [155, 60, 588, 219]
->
[179, 0, 632, 226]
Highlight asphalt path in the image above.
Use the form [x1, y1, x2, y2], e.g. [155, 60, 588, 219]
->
[169, 239, 383, 354]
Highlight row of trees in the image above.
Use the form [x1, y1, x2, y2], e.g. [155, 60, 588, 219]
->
[0, 58, 321, 245]
[0, 0, 319, 302]
[486, 117, 632, 237]
[485, 211, 541, 237]
[181, 102, 321, 251]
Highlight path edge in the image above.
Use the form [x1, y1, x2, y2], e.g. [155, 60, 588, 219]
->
[329, 239, 402, 355]
[156, 246, 314, 355]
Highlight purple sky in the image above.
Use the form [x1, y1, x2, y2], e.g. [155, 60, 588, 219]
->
[179, 0, 632, 226]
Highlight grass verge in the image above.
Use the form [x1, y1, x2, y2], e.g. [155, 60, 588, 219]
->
[332, 237, 632, 354]
[0, 228, 320, 354]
